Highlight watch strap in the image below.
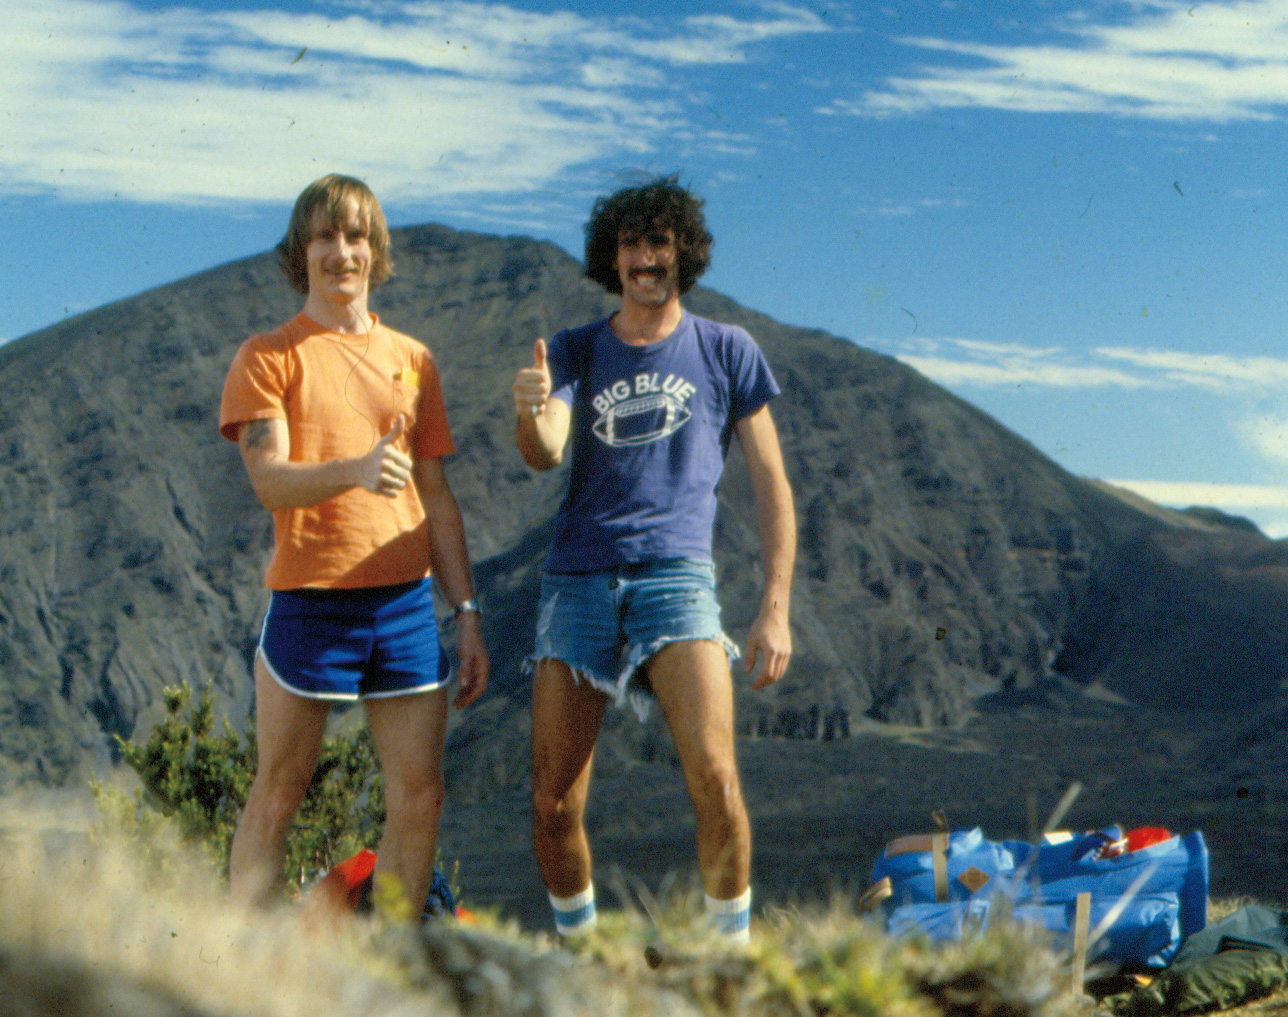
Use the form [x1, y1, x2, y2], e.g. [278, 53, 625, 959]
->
[451, 598, 481, 618]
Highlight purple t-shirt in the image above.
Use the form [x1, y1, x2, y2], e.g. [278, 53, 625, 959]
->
[545, 311, 780, 572]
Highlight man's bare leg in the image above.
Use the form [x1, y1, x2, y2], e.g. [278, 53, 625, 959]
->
[365, 688, 449, 917]
[530, 659, 607, 901]
[647, 639, 751, 900]
[229, 653, 330, 907]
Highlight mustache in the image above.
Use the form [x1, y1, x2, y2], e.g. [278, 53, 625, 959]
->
[629, 266, 666, 280]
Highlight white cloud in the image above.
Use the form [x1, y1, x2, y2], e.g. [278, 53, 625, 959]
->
[892, 337, 1154, 389]
[954, 338, 1062, 358]
[1096, 346, 1288, 390]
[888, 337, 1288, 393]
[898, 354, 1149, 388]
[891, 337, 1288, 489]
[1237, 412, 1288, 464]
[0, 0, 827, 204]
[833, 0, 1288, 121]
[1105, 478, 1288, 508]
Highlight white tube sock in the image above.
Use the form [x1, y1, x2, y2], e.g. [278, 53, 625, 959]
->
[705, 887, 752, 942]
[549, 885, 597, 936]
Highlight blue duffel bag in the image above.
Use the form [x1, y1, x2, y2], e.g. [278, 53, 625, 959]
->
[867, 826, 1209, 968]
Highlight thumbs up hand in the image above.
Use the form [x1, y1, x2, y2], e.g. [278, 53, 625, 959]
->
[513, 338, 551, 418]
[358, 414, 413, 497]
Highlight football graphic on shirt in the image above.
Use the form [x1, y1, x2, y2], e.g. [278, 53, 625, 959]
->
[592, 391, 693, 447]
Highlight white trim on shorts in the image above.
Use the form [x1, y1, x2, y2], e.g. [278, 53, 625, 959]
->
[255, 618, 450, 703]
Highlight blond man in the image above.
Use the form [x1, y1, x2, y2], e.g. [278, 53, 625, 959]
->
[220, 175, 487, 912]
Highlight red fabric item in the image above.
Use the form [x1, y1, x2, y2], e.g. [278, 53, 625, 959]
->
[334, 848, 379, 909]
[308, 847, 378, 913]
[1126, 827, 1173, 852]
[308, 848, 472, 920]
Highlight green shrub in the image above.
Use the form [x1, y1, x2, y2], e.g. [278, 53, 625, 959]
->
[99, 682, 386, 889]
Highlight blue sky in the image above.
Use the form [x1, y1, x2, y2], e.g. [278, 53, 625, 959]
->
[8, 0, 1288, 532]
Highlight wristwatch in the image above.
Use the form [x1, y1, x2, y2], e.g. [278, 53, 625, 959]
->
[451, 599, 481, 620]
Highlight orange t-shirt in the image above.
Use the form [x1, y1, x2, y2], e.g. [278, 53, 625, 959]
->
[219, 313, 455, 590]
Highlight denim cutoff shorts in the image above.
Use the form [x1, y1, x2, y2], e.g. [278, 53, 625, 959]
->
[526, 557, 740, 719]
[259, 577, 450, 701]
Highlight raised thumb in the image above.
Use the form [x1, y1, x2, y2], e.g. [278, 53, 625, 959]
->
[533, 337, 547, 372]
[381, 413, 406, 445]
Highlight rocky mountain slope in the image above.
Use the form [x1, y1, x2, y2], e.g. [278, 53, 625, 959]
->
[1, 223, 1286, 801]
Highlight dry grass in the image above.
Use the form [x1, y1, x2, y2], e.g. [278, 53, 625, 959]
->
[564, 875, 1088, 1017]
[0, 797, 467, 1017]
[0, 795, 1121, 1017]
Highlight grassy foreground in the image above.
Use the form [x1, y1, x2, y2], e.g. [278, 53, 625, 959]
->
[0, 798, 1094, 1017]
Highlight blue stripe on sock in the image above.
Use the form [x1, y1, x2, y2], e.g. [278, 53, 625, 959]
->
[554, 902, 596, 931]
[711, 908, 750, 934]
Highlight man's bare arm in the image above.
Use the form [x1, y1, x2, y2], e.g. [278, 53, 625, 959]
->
[513, 338, 571, 470]
[734, 404, 796, 689]
[237, 416, 411, 511]
[413, 457, 489, 709]
[516, 399, 571, 470]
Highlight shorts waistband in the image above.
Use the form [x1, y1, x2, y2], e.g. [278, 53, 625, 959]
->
[271, 578, 426, 602]
[546, 556, 713, 578]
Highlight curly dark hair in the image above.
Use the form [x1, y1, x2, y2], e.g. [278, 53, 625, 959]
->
[583, 175, 713, 295]
[276, 174, 393, 296]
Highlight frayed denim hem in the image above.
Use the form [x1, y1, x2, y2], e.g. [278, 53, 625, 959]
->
[522, 653, 629, 711]
[615, 632, 742, 721]
[523, 637, 741, 723]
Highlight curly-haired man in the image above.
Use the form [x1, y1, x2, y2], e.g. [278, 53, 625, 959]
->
[513, 175, 796, 941]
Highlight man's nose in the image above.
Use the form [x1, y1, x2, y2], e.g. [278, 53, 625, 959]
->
[329, 239, 358, 265]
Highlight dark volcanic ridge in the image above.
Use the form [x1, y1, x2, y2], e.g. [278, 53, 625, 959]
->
[0, 222, 1286, 910]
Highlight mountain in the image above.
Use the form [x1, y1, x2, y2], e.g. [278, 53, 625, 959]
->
[2, 223, 1287, 840]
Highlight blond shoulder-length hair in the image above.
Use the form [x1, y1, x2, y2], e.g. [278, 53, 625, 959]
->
[276, 175, 393, 295]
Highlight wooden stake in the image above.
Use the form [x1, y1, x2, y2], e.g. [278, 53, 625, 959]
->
[1071, 891, 1091, 995]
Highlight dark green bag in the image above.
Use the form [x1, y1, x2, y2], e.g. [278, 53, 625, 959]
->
[1106, 906, 1288, 1016]
[1108, 950, 1288, 1016]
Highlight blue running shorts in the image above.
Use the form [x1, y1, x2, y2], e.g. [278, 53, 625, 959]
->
[526, 557, 739, 719]
[259, 578, 450, 701]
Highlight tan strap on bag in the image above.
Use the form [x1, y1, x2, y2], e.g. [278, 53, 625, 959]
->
[884, 833, 933, 857]
[858, 876, 893, 913]
[932, 832, 949, 903]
